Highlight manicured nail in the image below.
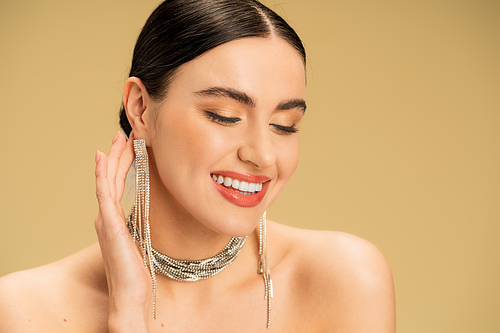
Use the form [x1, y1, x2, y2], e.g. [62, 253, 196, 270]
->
[112, 132, 120, 144]
[95, 150, 101, 164]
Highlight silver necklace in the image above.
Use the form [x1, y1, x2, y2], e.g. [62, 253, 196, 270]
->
[127, 209, 248, 282]
[150, 236, 248, 282]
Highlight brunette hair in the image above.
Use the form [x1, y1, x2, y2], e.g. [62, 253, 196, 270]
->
[119, 0, 306, 136]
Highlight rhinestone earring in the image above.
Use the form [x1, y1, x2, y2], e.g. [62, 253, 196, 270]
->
[259, 211, 273, 328]
[131, 138, 157, 320]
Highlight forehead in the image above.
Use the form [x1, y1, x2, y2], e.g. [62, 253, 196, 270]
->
[167, 37, 306, 104]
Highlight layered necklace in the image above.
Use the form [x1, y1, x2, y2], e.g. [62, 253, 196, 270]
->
[126, 210, 248, 282]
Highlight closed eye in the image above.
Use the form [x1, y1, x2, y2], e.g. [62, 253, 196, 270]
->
[205, 111, 241, 125]
[271, 124, 299, 134]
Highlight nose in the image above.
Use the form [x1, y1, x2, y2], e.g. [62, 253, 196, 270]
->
[237, 127, 276, 169]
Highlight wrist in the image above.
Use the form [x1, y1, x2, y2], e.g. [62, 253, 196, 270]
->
[108, 299, 149, 333]
[108, 313, 149, 333]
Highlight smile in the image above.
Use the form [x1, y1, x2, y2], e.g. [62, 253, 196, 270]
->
[210, 171, 270, 207]
[211, 174, 263, 195]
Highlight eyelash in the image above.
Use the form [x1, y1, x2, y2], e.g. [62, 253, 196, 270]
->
[271, 124, 299, 134]
[205, 111, 298, 134]
[206, 111, 241, 125]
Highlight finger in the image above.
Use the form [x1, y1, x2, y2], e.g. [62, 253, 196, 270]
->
[107, 132, 127, 200]
[115, 132, 136, 202]
[95, 151, 119, 225]
[95, 150, 111, 203]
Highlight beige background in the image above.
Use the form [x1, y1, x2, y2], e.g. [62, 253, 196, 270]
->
[1, 0, 499, 331]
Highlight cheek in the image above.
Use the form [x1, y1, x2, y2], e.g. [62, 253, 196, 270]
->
[276, 136, 300, 180]
[153, 111, 229, 177]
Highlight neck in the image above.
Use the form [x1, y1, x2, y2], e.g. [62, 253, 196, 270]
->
[148, 199, 235, 260]
[146, 160, 236, 261]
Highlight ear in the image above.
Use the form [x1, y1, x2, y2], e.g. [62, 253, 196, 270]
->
[123, 77, 153, 141]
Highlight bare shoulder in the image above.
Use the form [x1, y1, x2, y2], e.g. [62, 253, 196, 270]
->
[268, 221, 393, 278]
[268, 221, 396, 332]
[0, 260, 70, 332]
[0, 244, 108, 333]
[0, 268, 40, 332]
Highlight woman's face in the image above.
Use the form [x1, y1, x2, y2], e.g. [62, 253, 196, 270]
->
[145, 36, 306, 237]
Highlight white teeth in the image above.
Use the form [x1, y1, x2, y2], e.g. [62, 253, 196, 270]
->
[212, 174, 264, 194]
[235, 189, 254, 195]
[239, 182, 249, 191]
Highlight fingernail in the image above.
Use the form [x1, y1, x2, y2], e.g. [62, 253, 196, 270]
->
[95, 150, 101, 164]
[112, 132, 120, 144]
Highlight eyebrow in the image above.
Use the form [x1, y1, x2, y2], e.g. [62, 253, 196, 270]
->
[195, 87, 255, 108]
[277, 99, 307, 114]
[194, 86, 306, 114]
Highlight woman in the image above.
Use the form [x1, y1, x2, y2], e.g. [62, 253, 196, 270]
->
[0, 0, 395, 332]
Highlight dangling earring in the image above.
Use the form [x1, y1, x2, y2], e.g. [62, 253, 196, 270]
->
[259, 211, 273, 328]
[131, 138, 157, 320]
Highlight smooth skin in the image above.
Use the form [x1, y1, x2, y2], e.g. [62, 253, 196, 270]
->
[0, 37, 395, 332]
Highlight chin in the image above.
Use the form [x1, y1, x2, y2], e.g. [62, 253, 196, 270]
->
[204, 210, 264, 238]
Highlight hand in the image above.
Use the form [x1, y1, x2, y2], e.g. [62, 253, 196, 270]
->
[94, 131, 151, 333]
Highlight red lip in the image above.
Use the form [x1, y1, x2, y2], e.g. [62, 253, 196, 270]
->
[210, 172, 270, 207]
[211, 171, 271, 184]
